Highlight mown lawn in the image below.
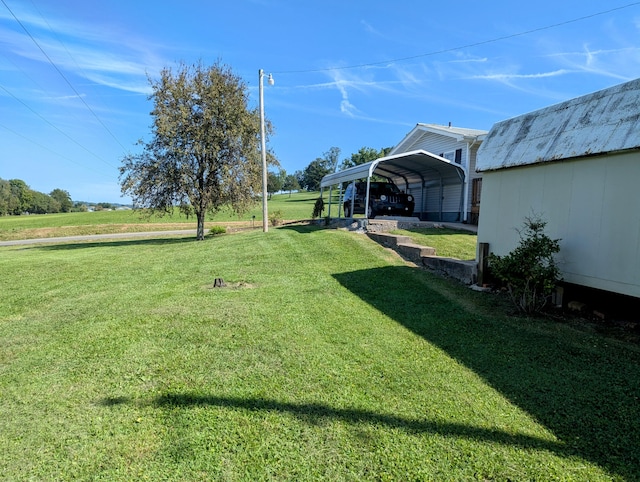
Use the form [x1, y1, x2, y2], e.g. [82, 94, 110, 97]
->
[1, 226, 640, 480]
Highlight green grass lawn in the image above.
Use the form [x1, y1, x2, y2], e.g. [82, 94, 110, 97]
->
[0, 191, 320, 240]
[390, 227, 478, 260]
[2, 226, 640, 480]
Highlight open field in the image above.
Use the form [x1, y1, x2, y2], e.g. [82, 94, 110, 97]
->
[0, 191, 320, 241]
[2, 225, 640, 480]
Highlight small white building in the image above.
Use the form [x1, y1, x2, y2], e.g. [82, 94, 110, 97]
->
[476, 78, 640, 298]
[321, 123, 487, 223]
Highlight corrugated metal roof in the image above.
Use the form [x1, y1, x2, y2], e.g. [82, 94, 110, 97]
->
[320, 150, 465, 189]
[476, 78, 640, 172]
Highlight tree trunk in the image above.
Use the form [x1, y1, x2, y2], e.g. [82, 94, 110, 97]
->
[196, 210, 206, 241]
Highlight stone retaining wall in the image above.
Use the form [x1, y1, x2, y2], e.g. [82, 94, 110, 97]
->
[366, 231, 477, 285]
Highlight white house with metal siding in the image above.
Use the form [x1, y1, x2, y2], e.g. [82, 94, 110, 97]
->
[321, 123, 487, 223]
[389, 124, 486, 223]
[476, 78, 640, 298]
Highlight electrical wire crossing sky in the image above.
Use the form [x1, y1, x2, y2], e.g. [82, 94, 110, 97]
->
[1, 0, 640, 202]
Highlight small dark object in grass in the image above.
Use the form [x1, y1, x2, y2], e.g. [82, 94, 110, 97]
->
[213, 278, 226, 288]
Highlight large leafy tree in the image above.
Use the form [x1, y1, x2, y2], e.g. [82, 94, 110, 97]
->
[119, 61, 269, 240]
[267, 169, 285, 199]
[50, 189, 72, 213]
[300, 159, 331, 191]
[9, 179, 32, 215]
[340, 146, 392, 170]
[282, 174, 300, 197]
[299, 147, 340, 191]
[0, 179, 12, 215]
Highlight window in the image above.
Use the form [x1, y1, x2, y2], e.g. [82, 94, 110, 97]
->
[440, 148, 463, 164]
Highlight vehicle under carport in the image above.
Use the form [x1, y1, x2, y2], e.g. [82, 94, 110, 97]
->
[320, 149, 468, 222]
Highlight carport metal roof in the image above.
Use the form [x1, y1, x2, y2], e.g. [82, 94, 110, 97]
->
[320, 149, 466, 190]
[320, 149, 468, 221]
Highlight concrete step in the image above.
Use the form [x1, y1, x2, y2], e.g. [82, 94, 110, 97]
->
[366, 231, 477, 285]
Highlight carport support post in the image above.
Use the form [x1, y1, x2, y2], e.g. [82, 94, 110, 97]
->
[365, 177, 372, 219]
[438, 177, 443, 222]
[420, 182, 426, 221]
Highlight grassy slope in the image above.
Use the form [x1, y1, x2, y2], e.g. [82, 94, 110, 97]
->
[2, 226, 640, 480]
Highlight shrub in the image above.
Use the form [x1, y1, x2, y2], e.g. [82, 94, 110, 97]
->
[311, 197, 325, 219]
[269, 210, 284, 226]
[489, 216, 561, 314]
[207, 226, 226, 236]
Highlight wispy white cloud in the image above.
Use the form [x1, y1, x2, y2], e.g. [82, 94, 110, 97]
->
[546, 45, 640, 81]
[361, 20, 382, 37]
[447, 57, 489, 64]
[471, 69, 573, 81]
[324, 70, 361, 117]
[46, 93, 86, 101]
[0, 6, 165, 94]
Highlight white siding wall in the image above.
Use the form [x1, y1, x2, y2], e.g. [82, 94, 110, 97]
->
[477, 151, 640, 298]
[410, 133, 470, 168]
[404, 181, 463, 220]
[396, 131, 483, 221]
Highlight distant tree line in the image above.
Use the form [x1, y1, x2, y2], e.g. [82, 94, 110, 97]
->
[0, 178, 83, 215]
[282, 146, 392, 193]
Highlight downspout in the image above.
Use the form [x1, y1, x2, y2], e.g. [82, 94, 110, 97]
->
[457, 168, 466, 222]
[461, 167, 469, 223]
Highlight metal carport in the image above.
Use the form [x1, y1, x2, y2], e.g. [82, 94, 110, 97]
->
[320, 149, 468, 221]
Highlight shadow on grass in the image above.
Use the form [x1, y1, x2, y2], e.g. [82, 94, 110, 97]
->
[35, 236, 197, 251]
[151, 393, 567, 455]
[333, 266, 640, 480]
[407, 228, 476, 236]
[278, 224, 324, 234]
[278, 197, 321, 203]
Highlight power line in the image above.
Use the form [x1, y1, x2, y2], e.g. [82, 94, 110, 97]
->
[274, 2, 640, 74]
[0, 83, 117, 169]
[0, 121, 112, 175]
[1, 0, 128, 152]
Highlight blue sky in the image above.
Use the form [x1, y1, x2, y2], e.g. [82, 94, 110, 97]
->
[1, 1, 640, 203]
